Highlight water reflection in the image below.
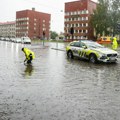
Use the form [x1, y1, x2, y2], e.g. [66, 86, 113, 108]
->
[1, 41, 120, 120]
[24, 64, 34, 77]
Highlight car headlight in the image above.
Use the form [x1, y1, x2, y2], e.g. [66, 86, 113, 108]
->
[98, 52, 107, 59]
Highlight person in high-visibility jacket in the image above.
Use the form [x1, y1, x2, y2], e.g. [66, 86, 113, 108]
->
[22, 47, 35, 64]
[112, 37, 118, 50]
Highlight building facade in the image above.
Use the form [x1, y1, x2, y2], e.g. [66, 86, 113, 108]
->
[0, 21, 16, 38]
[64, 0, 97, 41]
[16, 8, 51, 39]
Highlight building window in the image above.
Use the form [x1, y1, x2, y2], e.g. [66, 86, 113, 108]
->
[86, 17, 88, 20]
[75, 30, 78, 33]
[76, 24, 78, 27]
[74, 11, 77, 15]
[27, 17, 29, 20]
[83, 30, 86, 33]
[43, 20, 45, 22]
[43, 24, 45, 27]
[78, 11, 82, 14]
[86, 10, 89, 14]
[83, 23, 86, 27]
[67, 12, 70, 16]
[78, 17, 82, 21]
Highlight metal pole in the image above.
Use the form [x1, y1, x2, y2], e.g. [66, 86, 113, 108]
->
[43, 38, 44, 46]
[56, 37, 58, 48]
[43, 31, 45, 46]
[72, 34, 73, 41]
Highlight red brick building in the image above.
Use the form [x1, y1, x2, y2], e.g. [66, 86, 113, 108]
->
[16, 8, 51, 39]
[64, 0, 97, 41]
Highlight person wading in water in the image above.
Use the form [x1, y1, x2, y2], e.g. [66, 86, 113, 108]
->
[22, 47, 35, 64]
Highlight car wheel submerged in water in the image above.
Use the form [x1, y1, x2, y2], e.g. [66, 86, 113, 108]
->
[89, 54, 97, 63]
[67, 51, 74, 59]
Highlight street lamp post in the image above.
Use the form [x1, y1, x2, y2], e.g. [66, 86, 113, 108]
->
[56, 10, 63, 48]
[56, 36, 59, 48]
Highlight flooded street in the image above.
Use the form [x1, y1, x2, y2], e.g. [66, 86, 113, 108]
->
[0, 41, 120, 120]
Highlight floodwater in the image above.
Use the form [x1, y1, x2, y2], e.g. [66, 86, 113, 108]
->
[0, 41, 120, 120]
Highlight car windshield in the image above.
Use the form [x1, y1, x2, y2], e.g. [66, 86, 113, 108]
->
[24, 37, 29, 39]
[82, 41, 104, 48]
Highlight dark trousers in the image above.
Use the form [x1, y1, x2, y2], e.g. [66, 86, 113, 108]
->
[27, 54, 33, 64]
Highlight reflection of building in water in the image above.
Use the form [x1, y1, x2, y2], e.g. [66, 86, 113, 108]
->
[10, 42, 21, 60]
[24, 64, 34, 77]
[97, 69, 104, 80]
[94, 68, 106, 87]
[11, 42, 14, 56]
[14, 43, 20, 58]
[5, 42, 8, 49]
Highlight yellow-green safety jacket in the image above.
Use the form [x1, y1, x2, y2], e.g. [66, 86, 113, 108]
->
[112, 37, 118, 50]
[23, 48, 35, 60]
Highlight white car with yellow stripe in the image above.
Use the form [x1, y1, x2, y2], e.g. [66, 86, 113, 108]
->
[66, 40, 118, 63]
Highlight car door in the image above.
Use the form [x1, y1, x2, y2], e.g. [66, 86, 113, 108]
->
[71, 42, 81, 57]
[78, 42, 88, 59]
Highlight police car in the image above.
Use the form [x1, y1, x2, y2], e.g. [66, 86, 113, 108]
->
[66, 40, 118, 63]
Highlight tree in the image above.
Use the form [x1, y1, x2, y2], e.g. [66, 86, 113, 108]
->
[90, 0, 111, 37]
[50, 31, 58, 39]
[109, 0, 120, 36]
[91, 0, 120, 38]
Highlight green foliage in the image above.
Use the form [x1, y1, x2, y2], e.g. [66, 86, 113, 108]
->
[91, 0, 110, 37]
[50, 31, 58, 39]
[91, 0, 120, 37]
[110, 0, 120, 36]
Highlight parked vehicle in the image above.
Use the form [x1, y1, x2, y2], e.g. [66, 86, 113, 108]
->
[5, 37, 10, 42]
[11, 38, 16, 42]
[15, 38, 22, 43]
[0, 37, 5, 41]
[96, 36, 112, 44]
[66, 40, 118, 63]
[21, 37, 31, 44]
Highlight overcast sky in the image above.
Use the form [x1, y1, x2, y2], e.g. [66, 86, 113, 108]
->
[0, 0, 97, 33]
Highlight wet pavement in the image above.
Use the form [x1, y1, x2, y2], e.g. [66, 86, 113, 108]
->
[0, 41, 120, 120]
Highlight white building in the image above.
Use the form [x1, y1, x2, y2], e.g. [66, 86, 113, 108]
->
[0, 21, 16, 37]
